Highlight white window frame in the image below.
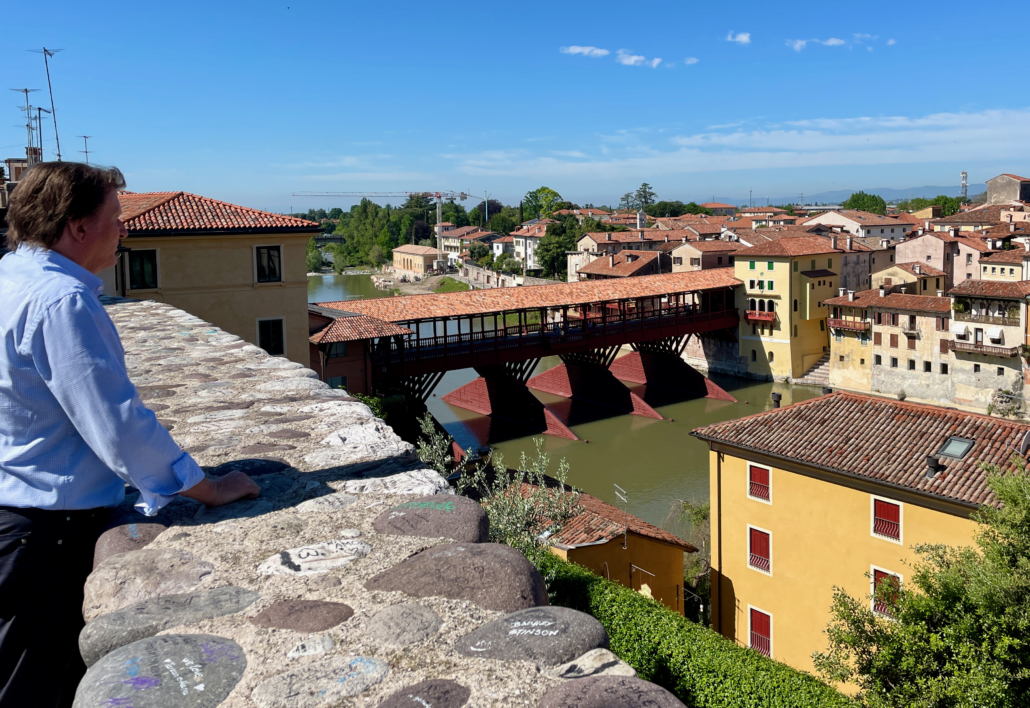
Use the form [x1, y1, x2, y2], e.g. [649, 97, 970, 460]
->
[746, 461, 772, 505]
[255, 316, 287, 358]
[253, 243, 285, 285]
[125, 248, 161, 292]
[870, 565, 903, 618]
[870, 494, 904, 545]
[746, 524, 773, 576]
[746, 604, 773, 658]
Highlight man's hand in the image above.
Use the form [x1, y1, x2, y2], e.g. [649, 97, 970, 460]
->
[179, 471, 261, 507]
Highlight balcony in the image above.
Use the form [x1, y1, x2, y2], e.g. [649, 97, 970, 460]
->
[954, 311, 1020, 327]
[749, 553, 771, 573]
[827, 318, 870, 332]
[745, 310, 777, 323]
[949, 340, 1019, 357]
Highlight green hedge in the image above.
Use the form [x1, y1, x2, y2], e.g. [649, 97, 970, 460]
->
[536, 553, 854, 708]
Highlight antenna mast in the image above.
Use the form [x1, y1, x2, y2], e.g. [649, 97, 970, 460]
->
[11, 88, 41, 165]
[78, 135, 92, 164]
[961, 171, 968, 201]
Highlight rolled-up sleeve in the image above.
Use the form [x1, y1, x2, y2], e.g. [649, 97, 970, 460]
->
[30, 293, 205, 515]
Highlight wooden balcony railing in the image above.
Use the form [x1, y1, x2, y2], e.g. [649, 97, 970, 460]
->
[949, 341, 1019, 357]
[827, 318, 870, 332]
[954, 312, 1020, 327]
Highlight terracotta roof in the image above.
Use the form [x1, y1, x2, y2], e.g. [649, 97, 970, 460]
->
[740, 236, 843, 258]
[980, 249, 1030, 264]
[309, 314, 413, 344]
[977, 223, 1030, 239]
[577, 251, 660, 277]
[320, 269, 740, 322]
[740, 207, 786, 215]
[513, 224, 548, 238]
[893, 212, 925, 226]
[119, 192, 320, 233]
[850, 236, 897, 251]
[949, 279, 1030, 298]
[828, 210, 907, 227]
[443, 226, 486, 239]
[894, 262, 947, 277]
[823, 289, 952, 312]
[393, 244, 443, 257]
[493, 235, 515, 244]
[579, 230, 666, 245]
[997, 174, 1030, 182]
[519, 483, 695, 551]
[931, 205, 1006, 225]
[692, 391, 1030, 508]
[687, 223, 726, 236]
[700, 202, 736, 209]
[675, 240, 746, 253]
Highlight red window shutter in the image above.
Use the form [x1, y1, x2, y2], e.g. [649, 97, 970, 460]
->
[907, 336, 916, 350]
[749, 528, 771, 571]
[874, 332, 882, 345]
[749, 466, 770, 500]
[750, 466, 769, 486]
[890, 334, 898, 348]
[874, 500, 901, 540]
[873, 570, 900, 615]
[750, 609, 771, 657]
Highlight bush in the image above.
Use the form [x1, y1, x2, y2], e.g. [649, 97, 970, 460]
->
[536, 553, 853, 708]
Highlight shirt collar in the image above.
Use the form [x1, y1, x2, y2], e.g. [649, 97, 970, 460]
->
[17, 244, 106, 296]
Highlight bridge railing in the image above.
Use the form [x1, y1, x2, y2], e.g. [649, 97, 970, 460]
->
[373, 305, 738, 367]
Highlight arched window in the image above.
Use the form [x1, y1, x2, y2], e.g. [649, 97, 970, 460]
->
[768, 351, 774, 362]
[793, 299, 798, 312]
[768, 301, 775, 313]
[758, 300, 766, 312]
[749, 298, 757, 311]
[751, 349, 757, 362]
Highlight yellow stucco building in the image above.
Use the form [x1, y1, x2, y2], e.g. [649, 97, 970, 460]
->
[692, 392, 1017, 679]
[735, 237, 842, 380]
[100, 191, 319, 365]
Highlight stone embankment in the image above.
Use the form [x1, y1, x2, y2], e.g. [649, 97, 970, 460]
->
[75, 298, 684, 707]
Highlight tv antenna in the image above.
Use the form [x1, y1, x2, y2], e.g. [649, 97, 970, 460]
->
[29, 48, 63, 161]
[614, 483, 629, 549]
[11, 88, 40, 164]
[78, 135, 92, 164]
[36, 107, 51, 159]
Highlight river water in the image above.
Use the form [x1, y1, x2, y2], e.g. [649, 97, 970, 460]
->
[309, 274, 823, 528]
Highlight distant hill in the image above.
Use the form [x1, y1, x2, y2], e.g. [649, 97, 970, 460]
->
[706, 184, 988, 207]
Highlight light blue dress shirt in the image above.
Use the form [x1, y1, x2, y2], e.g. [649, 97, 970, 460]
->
[0, 244, 205, 515]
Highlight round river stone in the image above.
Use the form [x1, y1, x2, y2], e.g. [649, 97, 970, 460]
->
[378, 680, 471, 708]
[250, 600, 354, 632]
[364, 543, 547, 612]
[365, 603, 442, 648]
[205, 457, 291, 477]
[258, 539, 372, 576]
[73, 634, 246, 708]
[537, 676, 686, 708]
[456, 606, 608, 667]
[92, 520, 170, 569]
[251, 656, 389, 708]
[373, 495, 488, 543]
[80, 586, 260, 666]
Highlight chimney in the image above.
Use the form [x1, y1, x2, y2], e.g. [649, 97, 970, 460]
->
[937, 290, 944, 297]
[848, 290, 855, 302]
[1023, 241, 1029, 252]
[822, 387, 833, 396]
[639, 231, 644, 241]
[1012, 223, 1017, 233]
[609, 255, 614, 267]
[771, 392, 782, 409]
[925, 455, 943, 479]
[914, 264, 921, 274]
[900, 285, 908, 293]
[879, 285, 886, 297]
[846, 235, 854, 251]
[830, 234, 838, 250]
[838, 287, 846, 297]
[950, 227, 957, 237]
[664, 236, 669, 242]
[880, 239, 889, 248]
[606, 233, 612, 241]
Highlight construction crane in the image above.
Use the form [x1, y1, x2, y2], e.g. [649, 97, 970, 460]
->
[292, 191, 474, 263]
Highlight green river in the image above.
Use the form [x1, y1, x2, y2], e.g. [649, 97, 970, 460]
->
[309, 274, 823, 528]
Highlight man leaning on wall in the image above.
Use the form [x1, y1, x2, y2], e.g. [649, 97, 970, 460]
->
[0, 162, 261, 708]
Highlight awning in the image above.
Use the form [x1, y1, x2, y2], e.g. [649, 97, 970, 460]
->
[949, 322, 968, 336]
[987, 326, 1004, 341]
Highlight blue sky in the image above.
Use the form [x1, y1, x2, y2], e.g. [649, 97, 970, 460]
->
[4, 0, 1029, 211]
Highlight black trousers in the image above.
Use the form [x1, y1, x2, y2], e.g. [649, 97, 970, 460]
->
[0, 507, 108, 708]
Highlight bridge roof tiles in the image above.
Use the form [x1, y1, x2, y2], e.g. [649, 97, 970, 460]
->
[320, 268, 740, 322]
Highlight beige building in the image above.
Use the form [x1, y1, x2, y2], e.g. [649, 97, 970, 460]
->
[802, 209, 912, 240]
[393, 244, 444, 278]
[670, 240, 744, 272]
[871, 262, 947, 295]
[102, 191, 318, 364]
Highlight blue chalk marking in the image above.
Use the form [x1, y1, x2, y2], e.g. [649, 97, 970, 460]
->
[128, 524, 139, 539]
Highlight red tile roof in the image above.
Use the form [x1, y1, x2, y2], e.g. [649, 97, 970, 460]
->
[687, 223, 726, 236]
[948, 279, 1030, 298]
[823, 289, 952, 312]
[393, 244, 443, 257]
[894, 262, 947, 277]
[309, 314, 413, 344]
[119, 191, 320, 233]
[577, 251, 660, 277]
[980, 249, 1029, 264]
[930, 205, 1006, 225]
[321, 268, 740, 322]
[579, 230, 667, 245]
[740, 236, 843, 258]
[998, 174, 1030, 182]
[443, 226, 486, 239]
[700, 202, 736, 209]
[675, 240, 746, 253]
[692, 391, 1030, 508]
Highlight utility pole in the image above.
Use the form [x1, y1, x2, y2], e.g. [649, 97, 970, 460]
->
[30, 48, 63, 161]
[749, 189, 752, 208]
[78, 135, 92, 164]
[11, 89, 40, 165]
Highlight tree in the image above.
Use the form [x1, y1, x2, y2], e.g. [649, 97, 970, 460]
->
[411, 220, 432, 245]
[522, 187, 564, 219]
[398, 215, 414, 246]
[619, 193, 637, 211]
[489, 214, 515, 235]
[469, 208, 483, 227]
[897, 195, 964, 217]
[634, 183, 657, 207]
[842, 191, 887, 215]
[368, 244, 385, 267]
[468, 242, 490, 261]
[813, 462, 1030, 706]
[536, 219, 578, 279]
[471, 199, 504, 223]
[327, 207, 343, 220]
[306, 248, 323, 272]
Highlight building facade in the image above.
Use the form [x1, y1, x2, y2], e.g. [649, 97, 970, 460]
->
[985, 173, 1030, 205]
[393, 244, 445, 278]
[802, 210, 912, 240]
[308, 306, 412, 395]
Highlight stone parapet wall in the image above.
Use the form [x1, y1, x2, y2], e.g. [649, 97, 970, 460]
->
[76, 298, 668, 707]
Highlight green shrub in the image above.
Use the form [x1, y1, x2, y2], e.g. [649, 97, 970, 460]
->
[536, 553, 853, 708]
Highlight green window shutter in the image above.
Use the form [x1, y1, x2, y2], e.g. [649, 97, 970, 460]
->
[749, 261, 756, 270]
[767, 262, 774, 271]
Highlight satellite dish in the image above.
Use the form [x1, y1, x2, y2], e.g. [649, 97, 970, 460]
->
[1020, 430, 1030, 456]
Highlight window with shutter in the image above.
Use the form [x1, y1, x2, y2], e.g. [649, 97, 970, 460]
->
[748, 465, 770, 502]
[940, 339, 950, 354]
[907, 336, 916, 350]
[873, 332, 882, 345]
[872, 498, 901, 541]
[872, 569, 901, 617]
[890, 333, 898, 348]
[748, 527, 771, 573]
[749, 608, 772, 657]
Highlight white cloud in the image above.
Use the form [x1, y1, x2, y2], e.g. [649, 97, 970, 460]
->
[616, 49, 646, 66]
[649, 58, 662, 68]
[821, 37, 845, 46]
[727, 31, 751, 45]
[887, 38, 896, 45]
[789, 37, 846, 51]
[684, 57, 699, 65]
[787, 39, 807, 52]
[560, 45, 610, 58]
[853, 33, 878, 42]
